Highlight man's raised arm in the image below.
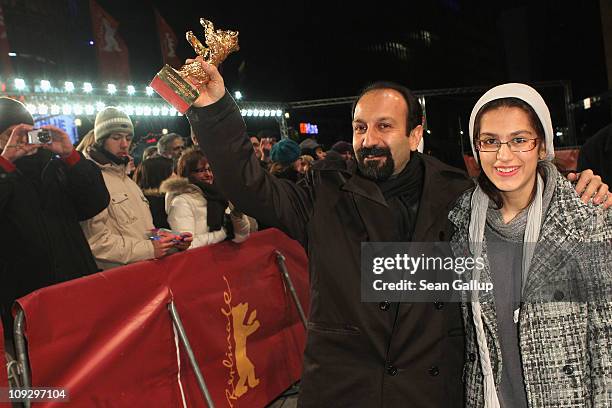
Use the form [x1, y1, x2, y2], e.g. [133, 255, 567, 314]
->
[185, 57, 312, 244]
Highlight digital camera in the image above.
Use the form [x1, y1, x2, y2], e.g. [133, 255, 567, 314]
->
[27, 129, 52, 144]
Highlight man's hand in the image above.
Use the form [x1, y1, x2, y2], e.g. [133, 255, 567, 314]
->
[188, 56, 226, 108]
[1, 124, 41, 163]
[260, 138, 273, 157]
[567, 170, 611, 209]
[40, 125, 75, 158]
[152, 234, 175, 258]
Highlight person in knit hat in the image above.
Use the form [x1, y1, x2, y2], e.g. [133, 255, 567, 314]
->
[331, 141, 354, 161]
[270, 138, 300, 165]
[269, 138, 302, 182]
[0, 97, 109, 355]
[449, 83, 612, 408]
[80, 107, 192, 270]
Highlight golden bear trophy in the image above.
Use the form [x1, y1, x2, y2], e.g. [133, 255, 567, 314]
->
[150, 18, 239, 113]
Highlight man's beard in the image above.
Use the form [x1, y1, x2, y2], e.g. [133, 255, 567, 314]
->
[356, 146, 395, 181]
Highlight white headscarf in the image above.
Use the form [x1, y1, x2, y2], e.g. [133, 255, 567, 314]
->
[469, 83, 555, 164]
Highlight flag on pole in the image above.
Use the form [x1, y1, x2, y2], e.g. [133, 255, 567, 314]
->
[154, 8, 181, 68]
[89, 0, 130, 82]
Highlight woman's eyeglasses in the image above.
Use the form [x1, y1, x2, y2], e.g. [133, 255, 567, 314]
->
[193, 167, 212, 174]
[476, 137, 538, 152]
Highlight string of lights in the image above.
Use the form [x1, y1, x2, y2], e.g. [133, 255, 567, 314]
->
[0, 77, 286, 119]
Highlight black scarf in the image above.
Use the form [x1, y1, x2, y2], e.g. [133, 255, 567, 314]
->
[275, 165, 301, 183]
[377, 152, 424, 240]
[193, 180, 228, 232]
[89, 144, 129, 166]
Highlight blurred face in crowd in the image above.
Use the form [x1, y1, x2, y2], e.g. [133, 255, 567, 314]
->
[294, 157, 311, 174]
[352, 89, 421, 181]
[250, 136, 263, 160]
[169, 138, 185, 159]
[476, 106, 545, 204]
[104, 131, 133, 158]
[340, 151, 353, 161]
[315, 147, 326, 160]
[191, 158, 214, 184]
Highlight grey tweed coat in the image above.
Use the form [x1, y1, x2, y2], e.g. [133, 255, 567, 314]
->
[448, 171, 612, 408]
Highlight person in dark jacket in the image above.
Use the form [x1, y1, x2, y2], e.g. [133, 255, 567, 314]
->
[0, 97, 109, 350]
[578, 123, 612, 185]
[331, 140, 355, 161]
[184, 59, 611, 407]
[186, 62, 471, 408]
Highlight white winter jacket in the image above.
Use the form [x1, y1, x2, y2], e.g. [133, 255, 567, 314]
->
[160, 177, 249, 248]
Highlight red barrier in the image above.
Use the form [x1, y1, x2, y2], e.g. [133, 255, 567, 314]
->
[17, 229, 308, 407]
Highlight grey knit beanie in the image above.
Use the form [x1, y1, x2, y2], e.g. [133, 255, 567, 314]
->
[94, 107, 134, 142]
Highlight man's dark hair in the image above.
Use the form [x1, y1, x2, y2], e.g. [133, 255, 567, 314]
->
[352, 81, 423, 133]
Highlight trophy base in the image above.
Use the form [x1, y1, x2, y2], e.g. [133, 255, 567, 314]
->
[150, 65, 200, 114]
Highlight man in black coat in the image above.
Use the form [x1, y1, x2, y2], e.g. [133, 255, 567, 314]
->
[184, 60, 611, 407]
[0, 98, 109, 350]
[184, 60, 470, 407]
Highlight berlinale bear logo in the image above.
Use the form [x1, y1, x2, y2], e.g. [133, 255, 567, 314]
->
[221, 276, 260, 406]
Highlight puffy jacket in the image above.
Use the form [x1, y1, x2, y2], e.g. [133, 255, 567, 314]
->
[160, 177, 249, 247]
[80, 149, 155, 270]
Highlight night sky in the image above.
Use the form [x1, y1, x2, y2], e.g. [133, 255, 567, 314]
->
[2, 0, 610, 150]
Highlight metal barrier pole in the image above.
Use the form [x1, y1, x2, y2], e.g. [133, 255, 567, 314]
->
[13, 307, 31, 408]
[275, 250, 307, 329]
[168, 301, 215, 408]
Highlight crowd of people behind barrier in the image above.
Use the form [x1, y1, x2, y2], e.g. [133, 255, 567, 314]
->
[0, 95, 351, 357]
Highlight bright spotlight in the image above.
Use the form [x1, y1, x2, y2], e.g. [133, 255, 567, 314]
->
[14, 78, 26, 90]
[40, 80, 51, 92]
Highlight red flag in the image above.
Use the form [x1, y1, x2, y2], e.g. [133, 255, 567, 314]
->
[89, 0, 130, 82]
[154, 8, 181, 68]
[0, 4, 13, 77]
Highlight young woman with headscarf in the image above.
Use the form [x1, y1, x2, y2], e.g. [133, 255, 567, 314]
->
[448, 83, 611, 408]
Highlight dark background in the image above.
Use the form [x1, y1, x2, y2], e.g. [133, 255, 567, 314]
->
[2, 0, 610, 165]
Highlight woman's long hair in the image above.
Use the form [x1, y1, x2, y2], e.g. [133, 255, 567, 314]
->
[472, 97, 547, 209]
[76, 130, 95, 154]
[133, 156, 174, 191]
[176, 147, 207, 185]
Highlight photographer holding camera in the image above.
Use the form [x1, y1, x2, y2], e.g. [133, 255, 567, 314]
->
[0, 97, 110, 351]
